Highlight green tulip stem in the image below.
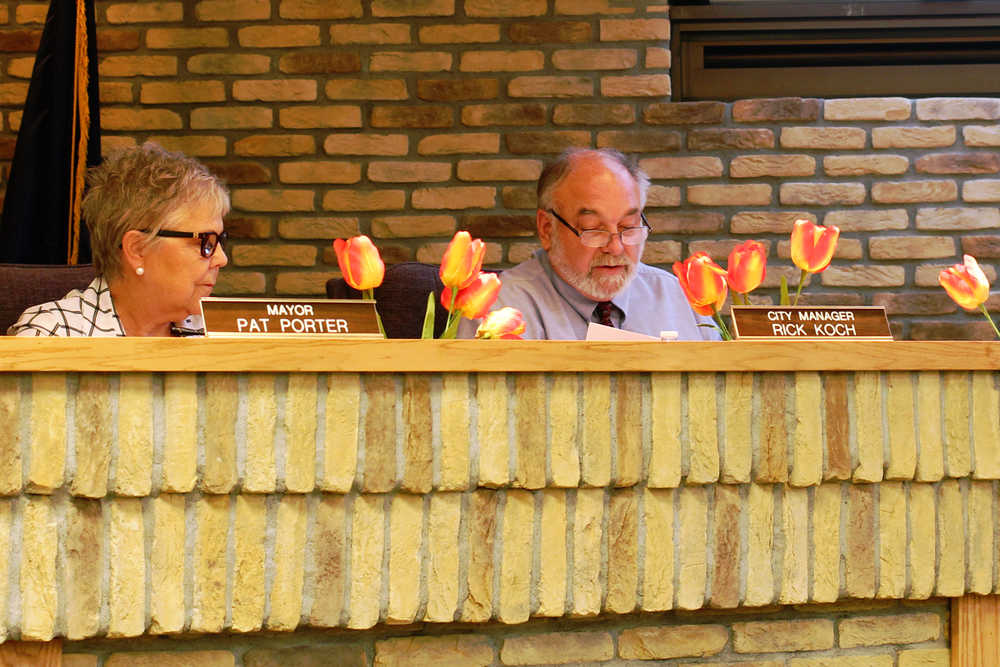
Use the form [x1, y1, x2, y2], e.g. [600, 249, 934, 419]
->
[441, 287, 460, 339]
[711, 308, 733, 341]
[792, 269, 808, 306]
[981, 303, 1000, 340]
[365, 288, 386, 338]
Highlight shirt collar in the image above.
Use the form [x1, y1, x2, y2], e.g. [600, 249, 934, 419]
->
[93, 276, 128, 336]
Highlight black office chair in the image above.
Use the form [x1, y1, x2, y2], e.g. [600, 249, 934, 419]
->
[327, 262, 450, 338]
[1, 263, 95, 333]
[326, 262, 502, 338]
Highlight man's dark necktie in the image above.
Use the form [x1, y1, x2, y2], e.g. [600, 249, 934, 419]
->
[595, 301, 615, 327]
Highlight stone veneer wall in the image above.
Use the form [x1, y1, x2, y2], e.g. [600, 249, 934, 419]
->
[0, 367, 996, 664]
[59, 601, 950, 666]
[0, 1, 998, 338]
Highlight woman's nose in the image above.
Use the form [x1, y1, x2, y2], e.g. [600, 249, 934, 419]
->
[214, 245, 229, 268]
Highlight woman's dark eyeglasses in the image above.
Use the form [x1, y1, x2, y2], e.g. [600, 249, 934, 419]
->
[153, 230, 228, 258]
[547, 209, 650, 248]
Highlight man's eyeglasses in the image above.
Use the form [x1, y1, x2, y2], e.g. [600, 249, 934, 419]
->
[154, 230, 228, 258]
[548, 209, 650, 248]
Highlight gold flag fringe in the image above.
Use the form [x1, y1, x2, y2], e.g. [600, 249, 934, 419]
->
[68, 0, 88, 265]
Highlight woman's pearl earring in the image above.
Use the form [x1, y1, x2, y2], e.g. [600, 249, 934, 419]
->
[136, 266, 145, 276]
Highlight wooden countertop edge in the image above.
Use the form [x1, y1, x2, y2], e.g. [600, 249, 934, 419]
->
[2, 338, 999, 372]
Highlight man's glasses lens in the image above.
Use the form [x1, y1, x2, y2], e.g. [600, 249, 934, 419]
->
[549, 209, 649, 248]
[577, 226, 648, 248]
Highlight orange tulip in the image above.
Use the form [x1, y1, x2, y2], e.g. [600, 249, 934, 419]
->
[333, 235, 385, 291]
[476, 306, 526, 339]
[442, 272, 501, 319]
[673, 252, 728, 316]
[726, 240, 767, 294]
[790, 219, 839, 273]
[440, 230, 486, 290]
[939, 254, 990, 311]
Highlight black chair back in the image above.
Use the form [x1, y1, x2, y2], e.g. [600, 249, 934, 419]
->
[1, 263, 95, 333]
[327, 262, 501, 338]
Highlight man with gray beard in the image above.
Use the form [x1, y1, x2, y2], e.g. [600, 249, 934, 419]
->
[458, 147, 717, 340]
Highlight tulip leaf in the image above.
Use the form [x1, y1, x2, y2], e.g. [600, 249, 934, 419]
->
[421, 292, 436, 339]
[441, 311, 462, 339]
[779, 275, 790, 306]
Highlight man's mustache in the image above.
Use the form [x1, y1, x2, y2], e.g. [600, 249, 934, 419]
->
[591, 255, 632, 268]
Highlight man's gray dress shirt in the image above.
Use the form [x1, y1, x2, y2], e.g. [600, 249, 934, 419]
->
[458, 249, 720, 340]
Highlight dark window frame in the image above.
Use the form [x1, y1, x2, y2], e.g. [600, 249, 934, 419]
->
[670, 1, 1000, 101]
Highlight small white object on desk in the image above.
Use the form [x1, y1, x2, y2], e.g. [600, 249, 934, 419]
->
[659, 330, 678, 341]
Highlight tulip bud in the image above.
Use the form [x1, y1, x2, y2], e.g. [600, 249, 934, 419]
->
[440, 231, 486, 290]
[726, 240, 767, 294]
[673, 252, 728, 316]
[442, 272, 502, 319]
[790, 219, 839, 274]
[333, 235, 385, 291]
[939, 254, 990, 311]
[475, 306, 526, 339]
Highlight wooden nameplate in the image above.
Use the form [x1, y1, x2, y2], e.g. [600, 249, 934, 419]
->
[731, 306, 892, 341]
[200, 297, 383, 338]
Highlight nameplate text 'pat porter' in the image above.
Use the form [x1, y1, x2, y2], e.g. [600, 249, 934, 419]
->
[200, 297, 383, 338]
[730, 306, 892, 340]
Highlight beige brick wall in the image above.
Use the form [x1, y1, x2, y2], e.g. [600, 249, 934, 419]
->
[0, 367, 997, 649]
[8, 369, 1000, 498]
[0, 2, 996, 338]
[59, 600, 950, 665]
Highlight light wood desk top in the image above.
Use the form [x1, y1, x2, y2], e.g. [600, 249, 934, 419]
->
[1, 338, 998, 372]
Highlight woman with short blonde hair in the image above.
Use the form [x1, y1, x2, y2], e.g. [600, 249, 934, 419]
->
[9, 142, 230, 336]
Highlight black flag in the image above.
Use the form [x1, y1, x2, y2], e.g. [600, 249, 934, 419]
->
[0, 0, 101, 264]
